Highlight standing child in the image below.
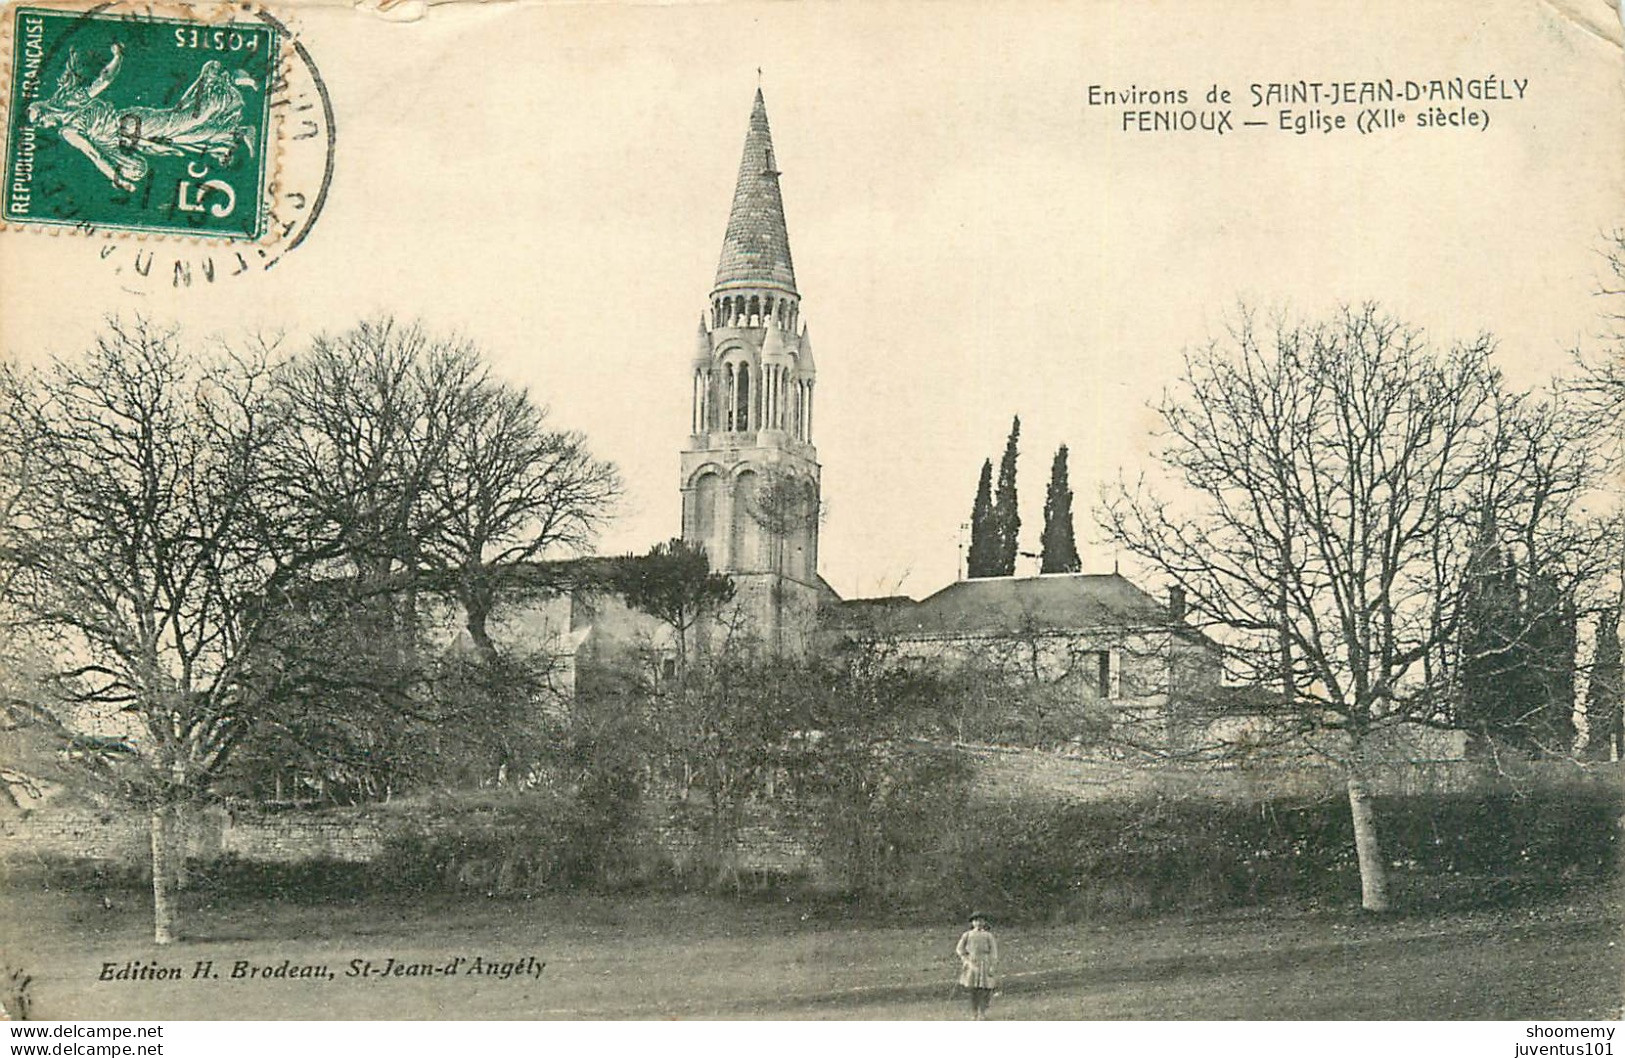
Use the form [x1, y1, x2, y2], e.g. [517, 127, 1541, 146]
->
[955, 912, 999, 1019]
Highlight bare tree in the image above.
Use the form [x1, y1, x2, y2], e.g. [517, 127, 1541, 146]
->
[243, 320, 617, 794]
[915, 616, 1224, 759]
[776, 642, 969, 899]
[653, 623, 796, 888]
[939, 625, 1121, 749]
[1572, 229, 1625, 758]
[272, 318, 473, 583]
[1448, 385, 1603, 755]
[275, 318, 619, 662]
[227, 589, 568, 803]
[616, 622, 962, 895]
[1573, 228, 1625, 445]
[423, 378, 621, 661]
[0, 318, 622, 940]
[1101, 304, 1600, 912]
[0, 320, 316, 943]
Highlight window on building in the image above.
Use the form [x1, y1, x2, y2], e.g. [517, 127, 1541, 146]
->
[1093, 649, 1122, 699]
[736, 364, 751, 430]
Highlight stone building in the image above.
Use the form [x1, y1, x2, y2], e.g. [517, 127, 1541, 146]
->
[470, 88, 1221, 738]
[829, 573, 1222, 752]
[680, 88, 834, 654]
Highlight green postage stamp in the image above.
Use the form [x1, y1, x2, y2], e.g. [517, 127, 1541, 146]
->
[4, 5, 278, 239]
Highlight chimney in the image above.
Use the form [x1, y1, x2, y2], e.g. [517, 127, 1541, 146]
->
[1168, 585, 1187, 624]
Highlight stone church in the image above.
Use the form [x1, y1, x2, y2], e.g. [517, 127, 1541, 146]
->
[475, 88, 1220, 741]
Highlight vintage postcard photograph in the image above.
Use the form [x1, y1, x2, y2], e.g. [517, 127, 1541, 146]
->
[0, 0, 1621, 1036]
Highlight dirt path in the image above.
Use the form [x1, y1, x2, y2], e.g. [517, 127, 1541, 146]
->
[1, 885, 1617, 1020]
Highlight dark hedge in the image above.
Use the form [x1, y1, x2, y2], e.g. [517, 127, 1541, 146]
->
[934, 784, 1622, 920]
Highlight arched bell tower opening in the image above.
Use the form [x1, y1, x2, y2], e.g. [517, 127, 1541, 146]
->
[679, 88, 822, 652]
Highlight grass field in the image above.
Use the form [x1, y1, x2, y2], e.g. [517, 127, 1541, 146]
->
[1, 881, 1620, 1020]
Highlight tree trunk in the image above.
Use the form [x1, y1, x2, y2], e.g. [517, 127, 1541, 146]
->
[1346, 776, 1390, 912]
[170, 802, 192, 891]
[770, 568, 784, 657]
[463, 591, 499, 665]
[149, 805, 177, 944]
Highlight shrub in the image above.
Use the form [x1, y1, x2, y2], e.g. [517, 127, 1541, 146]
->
[186, 855, 375, 902]
[371, 792, 577, 895]
[20, 857, 150, 892]
[917, 781, 1622, 921]
[368, 785, 669, 896]
[792, 741, 975, 903]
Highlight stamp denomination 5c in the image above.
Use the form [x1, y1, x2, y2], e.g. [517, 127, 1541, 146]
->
[5, 4, 278, 240]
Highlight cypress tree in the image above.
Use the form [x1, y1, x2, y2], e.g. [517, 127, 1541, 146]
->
[991, 416, 1021, 577]
[965, 459, 996, 578]
[1525, 571, 1578, 753]
[1458, 536, 1518, 747]
[1459, 532, 1580, 755]
[1040, 444, 1081, 574]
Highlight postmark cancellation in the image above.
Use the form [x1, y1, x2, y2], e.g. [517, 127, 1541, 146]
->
[0, 0, 333, 271]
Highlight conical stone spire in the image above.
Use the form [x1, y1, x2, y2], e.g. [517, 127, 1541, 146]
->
[714, 88, 797, 294]
[692, 317, 711, 363]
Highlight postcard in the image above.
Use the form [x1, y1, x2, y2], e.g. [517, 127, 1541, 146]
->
[0, 0, 1620, 1032]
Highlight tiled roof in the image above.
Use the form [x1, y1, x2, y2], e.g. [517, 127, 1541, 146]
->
[714, 89, 797, 293]
[837, 574, 1177, 637]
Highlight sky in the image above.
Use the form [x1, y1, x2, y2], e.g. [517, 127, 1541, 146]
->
[3, 0, 1622, 601]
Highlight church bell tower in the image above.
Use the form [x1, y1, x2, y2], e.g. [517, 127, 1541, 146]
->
[681, 88, 822, 649]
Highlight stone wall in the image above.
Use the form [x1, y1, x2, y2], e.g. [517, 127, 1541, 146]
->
[0, 805, 385, 866]
[5, 751, 1614, 874]
[211, 809, 386, 863]
[966, 742, 1617, 803]
[644, 802, 819, 880]
[0, 798, 811, 877]
[0, 805, 151, 865]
